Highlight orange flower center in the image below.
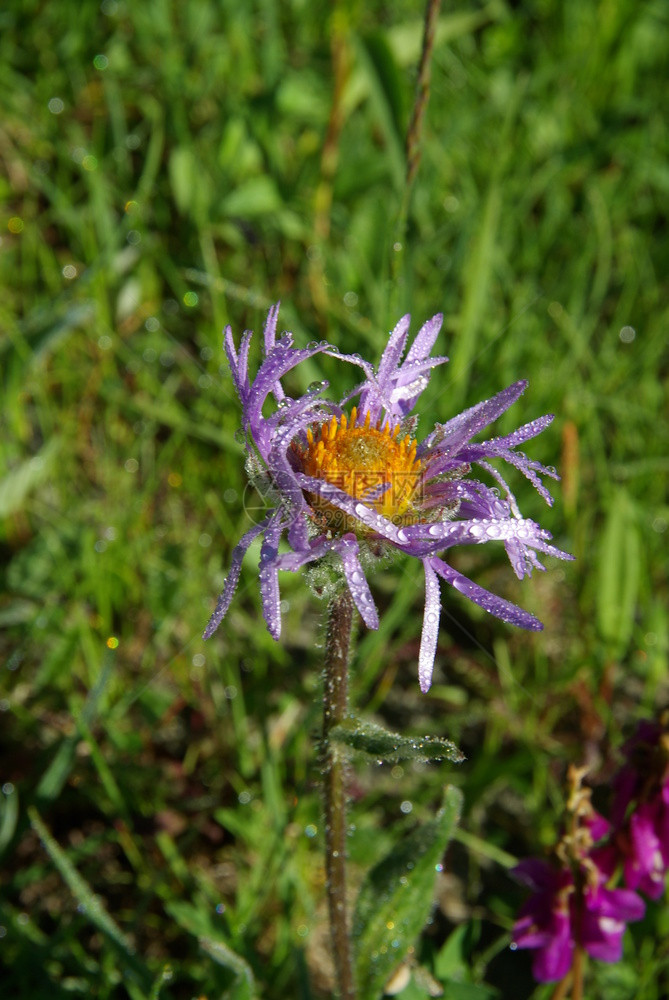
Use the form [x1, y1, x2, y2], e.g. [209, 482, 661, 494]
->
[301, 407, 422, 530]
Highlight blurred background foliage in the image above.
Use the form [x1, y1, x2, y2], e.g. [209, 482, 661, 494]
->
[1, 0, 668, 997]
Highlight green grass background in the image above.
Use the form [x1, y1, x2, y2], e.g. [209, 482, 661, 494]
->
[1, 0, 668, 997]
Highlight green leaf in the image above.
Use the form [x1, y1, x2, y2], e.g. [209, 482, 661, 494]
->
[165, 901, 257, 999]
[0, 439, 61, 519]
[353, 786, 463, 1000]
[438, 982, 498, 1000]
[0, 783, 19, 859]
[330, 717, 464, 764]
[221, 177, 282, 218]
[169, 146, 197, 214]
[28, 807, 150, 987]
[353, 34, 405, 191]
[200, 936, 256, 1000]
[596, 489, 641, 653]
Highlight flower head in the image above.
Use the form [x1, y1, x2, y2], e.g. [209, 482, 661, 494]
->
[610, 715, 669, 899]
[512, 766, 645, 983]
[204, 304, 572, 691]
[512, 858, 645, 981]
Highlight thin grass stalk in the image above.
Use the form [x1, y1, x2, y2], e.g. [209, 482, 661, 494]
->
[310, 7, 350, 317]
[391, 0, 443, 309]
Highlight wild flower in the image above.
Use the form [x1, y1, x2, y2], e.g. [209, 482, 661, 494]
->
[609, 715, 669, 900]
[512, 766, 646, 983]
[204, 304, 572, 691]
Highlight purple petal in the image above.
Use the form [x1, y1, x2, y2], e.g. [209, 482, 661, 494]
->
[258, 512, 287, 639]
[532, 916, 574, 982]
[592, 886, 646, 923]
[432, 558, 544, 630]
[405, 313, 444, 364]
[203, 520, 268, 638]
[377, 314, 411, 384]
[224, 325, 249, 404]
[463, 444, 558, 506]
[624, 809, 666, 897]
[273, 534, 338, 573]
[581, 913, 625, 963]
[418, 560, 441, 693]
[338, 535, 379, 630]
[402, 515, 555, 555]
[262, 301, 281, 357]
[245, 340, 330, 435]
[512, 858, 563, 892]
[419, 381, 528, 458]
[477, 414, 556, 451]
[262, 302, 286, 402]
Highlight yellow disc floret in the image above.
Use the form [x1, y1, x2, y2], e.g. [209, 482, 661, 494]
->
[301, 407, 422, 532]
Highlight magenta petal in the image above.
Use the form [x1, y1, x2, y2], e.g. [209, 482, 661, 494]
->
[532, 915, 574, 982]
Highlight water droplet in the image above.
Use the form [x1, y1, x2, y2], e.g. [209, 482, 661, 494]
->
[308, 380, 327, 393]
[470, 524, 484, 538]
[306, 341, 319, 349]
[428, 524, 442, 537]
[396, 528, 408, 543]
[234, 428, 246, 444]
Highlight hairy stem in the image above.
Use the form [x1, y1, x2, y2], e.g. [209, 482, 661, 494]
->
[322, 587, 356, 999]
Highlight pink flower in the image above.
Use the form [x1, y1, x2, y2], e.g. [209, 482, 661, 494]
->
[512, 857, 645, 983]
[611, 718, 669, 900]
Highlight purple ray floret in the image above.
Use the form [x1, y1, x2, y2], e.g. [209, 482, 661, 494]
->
[204, 304, 573, 691]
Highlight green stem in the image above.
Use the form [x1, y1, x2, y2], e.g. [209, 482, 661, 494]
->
[322, 587, 356, 999]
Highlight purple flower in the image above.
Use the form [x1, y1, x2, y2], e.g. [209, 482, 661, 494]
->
[512, 857, 645, 982]
[623, 802, 668, 899]
[611, 718, 669, 899]
[204, 304, 572, 691]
